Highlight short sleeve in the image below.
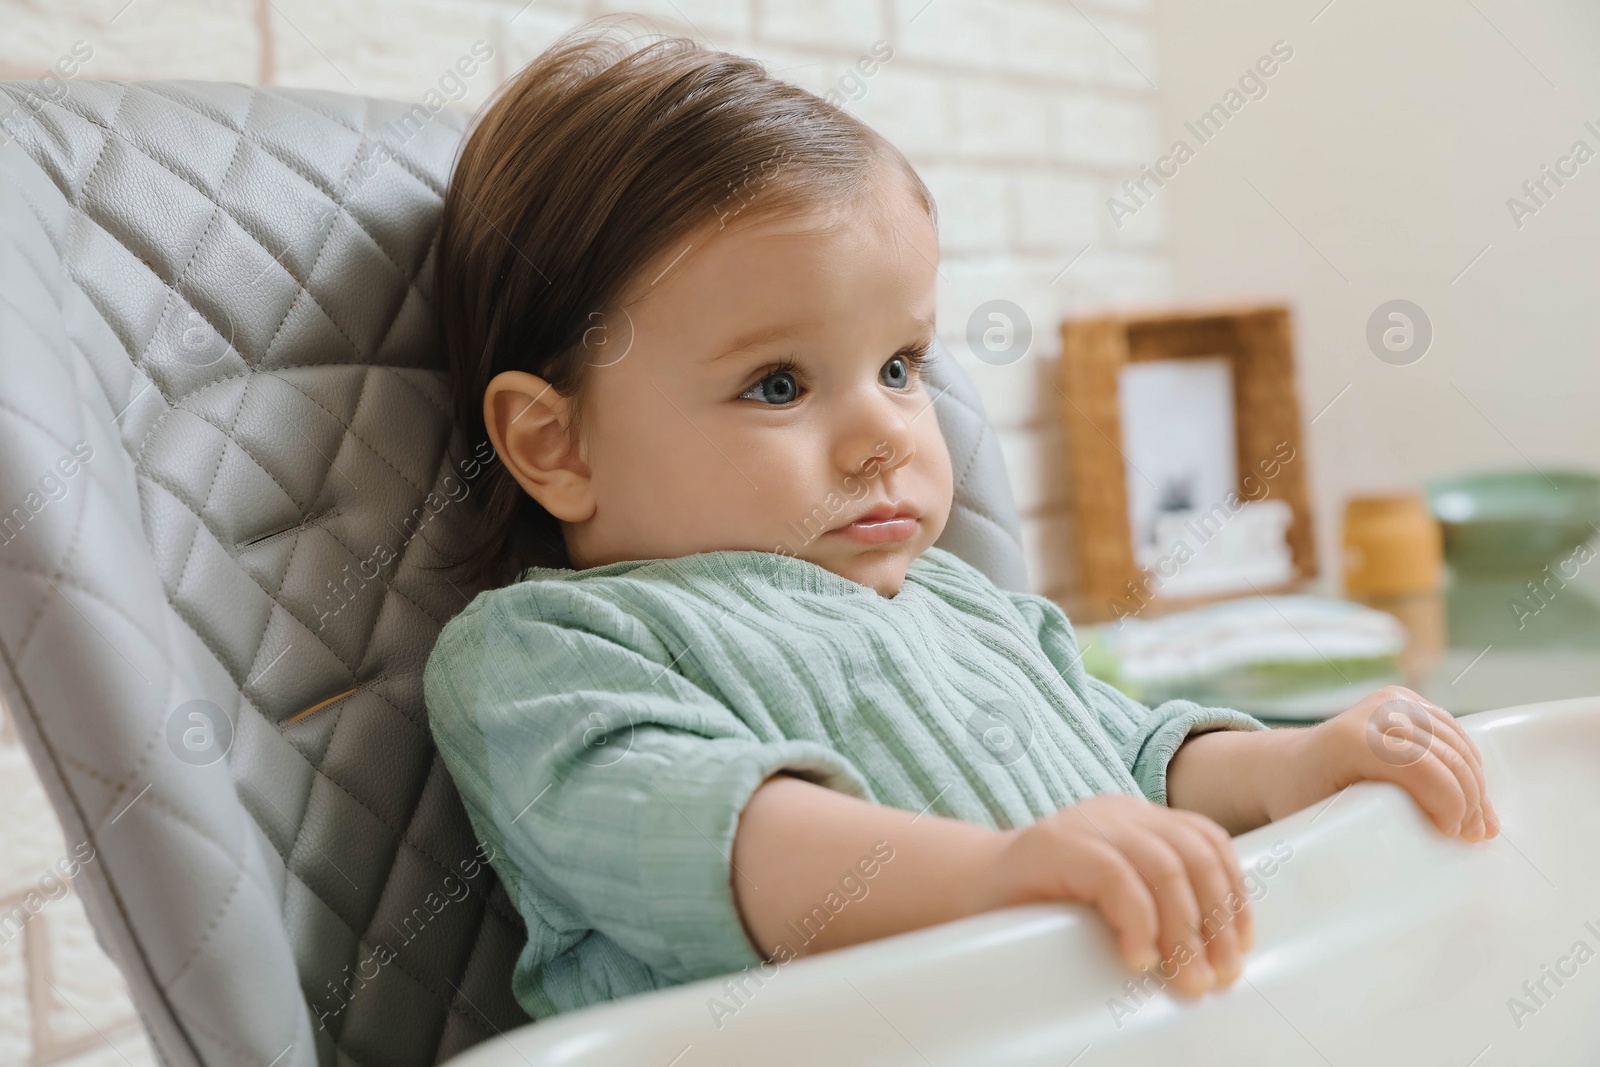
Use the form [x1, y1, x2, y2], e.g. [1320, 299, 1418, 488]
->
[1004, 591, 1269, 805]
[424, 585, 872, 986]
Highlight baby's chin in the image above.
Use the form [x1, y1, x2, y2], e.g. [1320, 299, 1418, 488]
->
[802, 546, 919, 598]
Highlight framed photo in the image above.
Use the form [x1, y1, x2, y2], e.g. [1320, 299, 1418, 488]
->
[1057, 303, 1315, 622]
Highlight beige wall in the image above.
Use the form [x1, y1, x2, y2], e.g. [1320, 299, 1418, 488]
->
[1149, 0, 1600, 582]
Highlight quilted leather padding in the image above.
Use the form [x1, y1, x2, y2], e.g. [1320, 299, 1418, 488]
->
[924, 340, 1027, 594]
[0, 81, 527, 1067]
[0, 78, 1025, 1067]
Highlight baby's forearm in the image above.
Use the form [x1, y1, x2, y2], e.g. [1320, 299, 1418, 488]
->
[1166, 726, 1321, 834]
[730, 744, 1283, 960]
[731, 774, 1008, 957]
[733, 730, 1305, 961]
[1170, 688, 1496, 842]
[734, 773, 1259, 994]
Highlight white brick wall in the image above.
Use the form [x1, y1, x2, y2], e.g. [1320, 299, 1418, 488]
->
[0, 0, 1169, 606]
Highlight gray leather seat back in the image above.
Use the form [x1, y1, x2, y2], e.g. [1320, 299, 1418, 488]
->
[0, 78, 1024, 1067]
[925, 338, 1027, 593]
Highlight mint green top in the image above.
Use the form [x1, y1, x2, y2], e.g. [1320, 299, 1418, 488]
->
[423, 546, 1265, 1020]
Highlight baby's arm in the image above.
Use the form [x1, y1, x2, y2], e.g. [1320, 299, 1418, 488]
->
[732, 774, 1251, 995]
[1000, 585, 1497, 842]
[1168, 685, 1498, 840]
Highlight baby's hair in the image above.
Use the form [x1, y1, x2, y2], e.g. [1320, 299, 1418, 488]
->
[435, 16, 936, 587]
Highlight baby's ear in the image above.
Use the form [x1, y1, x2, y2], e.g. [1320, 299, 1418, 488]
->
[483, 371, 594, 522]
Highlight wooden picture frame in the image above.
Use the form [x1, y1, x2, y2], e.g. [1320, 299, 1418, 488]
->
[1057, 303, 1315, 622]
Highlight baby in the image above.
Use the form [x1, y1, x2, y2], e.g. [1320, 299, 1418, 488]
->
[423, 22, 1496, 1022]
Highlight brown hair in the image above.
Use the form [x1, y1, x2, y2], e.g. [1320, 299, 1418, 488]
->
[435, 17, 935, 587]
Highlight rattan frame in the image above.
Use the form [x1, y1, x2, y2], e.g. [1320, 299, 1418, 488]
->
[1057, 303, 1315, 622]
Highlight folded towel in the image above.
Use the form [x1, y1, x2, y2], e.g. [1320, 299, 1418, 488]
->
[1081, 596, 1407, 717]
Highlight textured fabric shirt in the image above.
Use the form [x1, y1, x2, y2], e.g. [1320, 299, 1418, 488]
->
[423, 546, 1267, 1019]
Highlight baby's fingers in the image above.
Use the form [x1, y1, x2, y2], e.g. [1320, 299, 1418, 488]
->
[1080, 839, 1162, 973]
[1419, 701, 1498, 834]
[1112, 834, 1214, 995]
[1163, 819, 1246, 986]
[1379, 741, 1474, 838]
[1179, 811, 1255, 955]
[1418, 712, 1491, 840]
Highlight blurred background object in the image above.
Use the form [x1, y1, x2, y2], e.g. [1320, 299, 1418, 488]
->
[1426, 470, 1600, 576]
[1342, 491, 1442, 597]
[1339, 492, 1447, 699]
[1081, 595, 1406, 720]
[1059, 303, 1314, 621]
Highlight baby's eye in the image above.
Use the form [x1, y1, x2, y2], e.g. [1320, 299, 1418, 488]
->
[880, 356, 912, 390]
[739, 369, 801, 405]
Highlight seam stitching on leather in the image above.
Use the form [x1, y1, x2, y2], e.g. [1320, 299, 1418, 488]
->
[1, 557, 178, 723]
[0, 187, 63, 286]
[153, 489, 363, 682]
[58, 751, 277, 909]
[70, 82, 131, 231]
[135, 388, 444, 670]
[273, 89, 450, 198]
[57, 751, 364, 1060]
[950, 422, 1010, 533]
[127, 365, 455, 561]
[134, 460, 451, 690]
[134, 89, 260, 377]
[43, 89, 391, 368]
[174, 999, 271, 1062]
[258, 100, 374, 365]
[0, 157, 65, 247]
[428, 904, 502, 1064]
[116, 534, 498, 906]
[164, 858, 247, 988]
[7, 460, 123, 671]
[139, 82, 438, 301]
[271, 364, 436, 500]
[383, 364, 454, 422]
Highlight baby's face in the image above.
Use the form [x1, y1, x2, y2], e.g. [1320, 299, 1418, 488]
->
[566, 169, 951, 596]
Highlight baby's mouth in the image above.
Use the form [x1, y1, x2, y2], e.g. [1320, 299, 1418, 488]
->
[827, 504, 920, 546]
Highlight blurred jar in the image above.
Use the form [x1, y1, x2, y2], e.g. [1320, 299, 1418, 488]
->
[1343, 492, 1443, 596]
[1344, 493, 1446, 686]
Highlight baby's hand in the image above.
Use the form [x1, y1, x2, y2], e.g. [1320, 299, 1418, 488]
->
[975, 794, 1251, 996]
[1296, 685, 1499, 841]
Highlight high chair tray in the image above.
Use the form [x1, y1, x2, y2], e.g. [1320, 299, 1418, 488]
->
[446, 697, 1600, 1066]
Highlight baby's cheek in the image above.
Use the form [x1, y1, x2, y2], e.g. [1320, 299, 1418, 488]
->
[914, 419, 955, 540]
[617, 435, 798, 553]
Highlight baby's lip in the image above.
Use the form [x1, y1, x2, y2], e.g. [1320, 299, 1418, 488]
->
[828, 503, 921, 544]
[841, 501, 918, 525]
